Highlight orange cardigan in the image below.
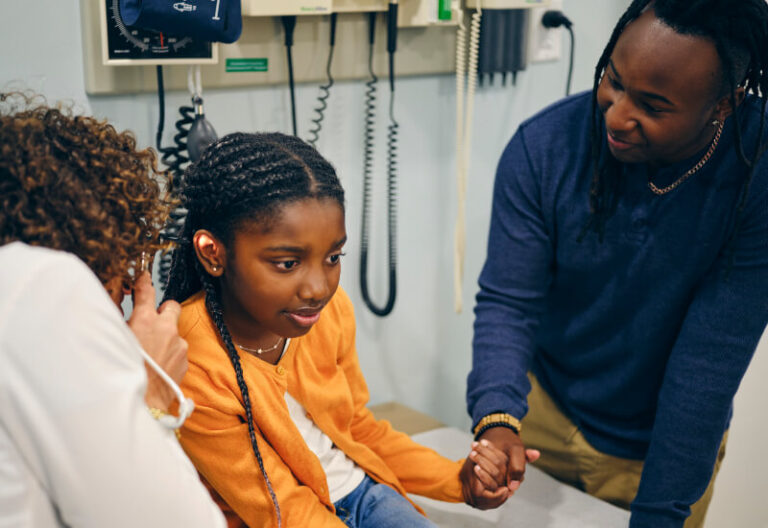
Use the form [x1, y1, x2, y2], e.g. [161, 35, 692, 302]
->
[178, 288, 463, 527]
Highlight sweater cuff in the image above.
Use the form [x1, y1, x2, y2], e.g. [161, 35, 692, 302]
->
[469, 391, 527, 431]
[629, 508, 687, 528]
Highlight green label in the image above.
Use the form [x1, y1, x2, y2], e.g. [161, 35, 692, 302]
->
[438, 0, 451, 20]
[226, 58, 268, 73]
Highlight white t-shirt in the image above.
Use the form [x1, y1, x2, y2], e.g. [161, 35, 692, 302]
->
[0, 242, 225, 528]
[284, 393, 365, 503]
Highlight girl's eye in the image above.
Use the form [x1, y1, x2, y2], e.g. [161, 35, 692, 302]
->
[642, 102, 662, 114]
[608, 76, 622, 91]
[328, 252, 345, 265]
[276, 260, 298, 271]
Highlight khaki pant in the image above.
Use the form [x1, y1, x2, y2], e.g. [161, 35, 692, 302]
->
[521, 374, 728, 528]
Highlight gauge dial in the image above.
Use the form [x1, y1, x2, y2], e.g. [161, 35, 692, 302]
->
[105, 0, 213, 61]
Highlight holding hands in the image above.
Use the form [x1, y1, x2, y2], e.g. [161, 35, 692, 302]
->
[460, 427, 540, 510]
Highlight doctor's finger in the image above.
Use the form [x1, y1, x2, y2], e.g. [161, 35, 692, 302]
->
[131, 272, 156, 311]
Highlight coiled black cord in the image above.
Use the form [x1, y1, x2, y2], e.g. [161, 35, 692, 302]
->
[308, 13, 338, 148]
[155, 65, 193, 288]
[359, 10, 398, 317]
[385, 93, 399, 294]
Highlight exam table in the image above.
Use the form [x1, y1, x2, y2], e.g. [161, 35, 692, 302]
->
[371, 403, 631, 528]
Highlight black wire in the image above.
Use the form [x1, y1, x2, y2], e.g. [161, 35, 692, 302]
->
[155, 65, 166, 152]
[566, 25, 575, 96]
[282, 16, 298, 137]
[541, 10, 575, 97]
[308, 13, 337, 148]
[155, 65, 193, 288]
[387, 2, 398, 92]
[359, 9, 398, 317]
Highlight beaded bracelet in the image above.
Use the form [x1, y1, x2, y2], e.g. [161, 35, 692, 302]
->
[473, 421, 520, 441]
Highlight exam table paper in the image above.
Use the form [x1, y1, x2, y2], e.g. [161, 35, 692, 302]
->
[410, 427, 631, 527]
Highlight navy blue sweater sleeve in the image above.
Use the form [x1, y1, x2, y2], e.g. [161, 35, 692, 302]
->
[467, 127, 553, 426]
[630, 168, 768, 526]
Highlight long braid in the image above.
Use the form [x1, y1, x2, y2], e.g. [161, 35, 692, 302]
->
[164, 132, 345, 527]
[584, 0, 768, 243]
[200, 270, 282, 527]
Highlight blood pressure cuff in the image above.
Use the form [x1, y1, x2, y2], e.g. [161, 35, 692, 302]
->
[119, 0, 242, 44]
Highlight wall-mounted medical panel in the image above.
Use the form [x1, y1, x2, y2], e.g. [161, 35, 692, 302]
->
[81, 1, 458, 94]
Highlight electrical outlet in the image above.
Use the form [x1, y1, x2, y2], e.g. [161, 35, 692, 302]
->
[528, 0, 563, 63]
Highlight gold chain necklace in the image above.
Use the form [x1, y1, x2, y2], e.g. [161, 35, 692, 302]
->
[648, 120, 725, 196]
[236, 337, 284, 355]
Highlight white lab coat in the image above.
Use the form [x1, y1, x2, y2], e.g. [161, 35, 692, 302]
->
[0, 242, 225, 528]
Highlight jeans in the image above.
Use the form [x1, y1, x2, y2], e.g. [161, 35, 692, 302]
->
[333, 475, 436, 528]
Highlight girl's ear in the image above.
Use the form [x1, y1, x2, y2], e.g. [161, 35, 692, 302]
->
[713, 86, 746, 123]
[193, 230, 226, 277]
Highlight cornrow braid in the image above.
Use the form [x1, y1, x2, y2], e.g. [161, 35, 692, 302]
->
[164, 132, 345, 527]
[583, 0, 768, 242]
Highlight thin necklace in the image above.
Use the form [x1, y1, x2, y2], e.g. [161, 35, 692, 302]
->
[648, 120, 725, 196]
[236, 336, 284, 355]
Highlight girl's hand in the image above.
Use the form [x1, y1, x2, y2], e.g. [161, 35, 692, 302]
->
[460, 439, 511, 510]
[469, 439, 509, 490]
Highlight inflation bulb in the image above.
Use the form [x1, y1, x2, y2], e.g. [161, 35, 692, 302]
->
[187, 96, 218, 163]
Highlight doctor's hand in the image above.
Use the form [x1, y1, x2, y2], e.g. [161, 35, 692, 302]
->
[476, 427, 540, 495]
[128, 272, 188, 411]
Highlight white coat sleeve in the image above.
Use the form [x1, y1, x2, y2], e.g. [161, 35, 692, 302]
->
[0, 250, 225, 528]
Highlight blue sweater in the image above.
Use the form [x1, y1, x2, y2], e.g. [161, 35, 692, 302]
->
[468, 91, 768, 527]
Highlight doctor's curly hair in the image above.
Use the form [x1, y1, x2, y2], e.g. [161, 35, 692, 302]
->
[0, 92, 174, 287]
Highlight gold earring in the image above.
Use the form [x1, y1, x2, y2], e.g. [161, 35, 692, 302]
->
[711, 119, 720, 126]
[211, 265, 220, 272]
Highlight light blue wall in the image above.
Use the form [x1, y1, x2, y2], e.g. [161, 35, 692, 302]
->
[4, 0, 630, 428]
[10, 3, 766, 526]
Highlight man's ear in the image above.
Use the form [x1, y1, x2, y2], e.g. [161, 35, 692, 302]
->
[193, 230, 226, 277]
[713, 86, 746, 123]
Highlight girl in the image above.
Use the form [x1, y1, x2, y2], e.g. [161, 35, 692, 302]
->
[164, 132, 528, 527]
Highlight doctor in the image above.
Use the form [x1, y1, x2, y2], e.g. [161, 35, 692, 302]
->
[0, 94, 226, 527]
[462, 1, 768, 527]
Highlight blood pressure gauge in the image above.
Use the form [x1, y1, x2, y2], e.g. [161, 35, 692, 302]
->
[100, 0, 217, 65]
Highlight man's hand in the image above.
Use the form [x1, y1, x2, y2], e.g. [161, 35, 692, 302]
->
[460, 439, 511, 509]
[479, 426, 540, 493]
[128, 272, 188, 411]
